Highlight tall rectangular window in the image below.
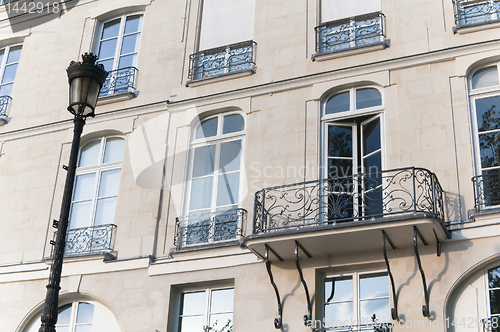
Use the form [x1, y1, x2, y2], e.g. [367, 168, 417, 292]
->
[0, 45, 22, 97]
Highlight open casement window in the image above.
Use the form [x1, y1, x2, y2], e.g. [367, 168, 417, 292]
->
[324, 272, 390, 331]
[184, 113, 244, 246]
[96, 14, 142, 96]
[323, 87, 384, 222]
[179, 288, 234, 332]
[469, 64, 500, 208]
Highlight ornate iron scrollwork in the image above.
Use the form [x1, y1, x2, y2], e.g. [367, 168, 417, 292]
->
[99, 66, 138, 96]
[382, 230, 399, 321]
[453, 0, 500, 27]
[472, 173, 500, 212]
[265, 245, 284, 329]
[0, 95, 12, 119]
[413, 226, 430, 318]
[52, 224, 117, 257]
[294, 241, 312, 326]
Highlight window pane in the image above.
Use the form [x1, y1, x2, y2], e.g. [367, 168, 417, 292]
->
[491, 290, 500, 315]
[328, 125, 353, 158]
[219, 140, 241, 172]
[103, 138, 125, 163]
[362, 117, 381, 156]
[190, 177, 213, 210]
[181, 292, 206, 315]
[328, 159, 353, 178]
[209, 313, 233, 330]
[193, 145, 216, 177]
[472, 66, 499, 89]
[94, 197, 117, 225]
[482, 169, 500, 207]
[211, 289, 234, 313]
[0, 83, 12, 96]
[124, 15, 142, 34]
[69, 201, 92, 229]
[75, 326, 93, 332]
[76, 303, 94, 324]
[97, 59, 114, 72]
[56, 327, 70, 332]
[356, 88, 382, 109]
[322, 0, 381, 22]
[360, 298, 390, 322]
[98, 169, 121, 197]
[118, 54, 136, 69]
[325, 91, 350, 114]
[73, 173, 96, 201]
[195, 117, 218, 139]
[120, 34, 140, 55]
[324, 278, 353, 302]
[101, 19, 120, 39]
[98, 39, 118, 60]
[363, 152, 382, 174]
[57, 305, 72, 325]
[2, 64, 18, 83]
[79, 140, 101, 167]
[6, 45, 22, 64]
[476, 96, 500, 132]
[360, 274, 389, 299]
[216, 172, 240, 207]
[0, 49, 4, 65]
[489, 266, 500, 288]
[223, 114, 244, 134]
[180, 316, 204, 332]
[324, 302, 353, 328]
[479, 132, 500, 169]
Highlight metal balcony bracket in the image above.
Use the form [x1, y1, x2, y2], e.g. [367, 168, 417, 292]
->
[413, 226, 430, 318]
[265, 244, 284, 329]
[294, 241, 313, 326]
[434, 229, 442, 257]
[382, 231, 399, 321]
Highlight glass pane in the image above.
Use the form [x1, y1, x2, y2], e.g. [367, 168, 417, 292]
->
[1, 64, 18, 83]
[94, 197, 117, 226]
[98, 169, 121, 197]
[325, 91, 350, 114]
[324, 302, 353, 328]
[328, 125, 353, 158]
[98, 39, 118, 60]
[103, 138, 125, 163]
[479, 132, 500, 168]
[363, 118, 381, 156]
[75, 326, 93, 332]
[101, 19, 120, 39]
[211, 289, 234, 313]
[97, 59, 114, 72]
[223, 114, 244, 134]
[118, 54, 136, 69]
[0, 49, 4, 65]
[73, 173, 96, 201]
[190, 177, 213, 210]
[216, 172, 240, 207]
[0, 83, 12, 96]
[181, 292, 206, 315]
[209, 313, 233, 330]
[360, 298, 390, 322]
[57, 305, 72, 325]
[363, 152, 382, 175]
[324, 278, 353, 302]
[124, 15, 142, 34]
[472, 67, 499, 89]
[476, 96, 500, 132]
[219, 141, 241, 172]
[6, 45, 22, 64]
[79, 140, 101, 167]
[69, 201, 92, 229]
[492, 290, 500, 315]
[120, 34, 140, 55]
[482, 169, 500, 207]
[180, 316, 204, 332]
[193, 145, 216, 177]
[56, 327, 70, 332]
[490, 267, 500, 289]
[328, 159, 353, 178]
[356, 88, 382, 109]
[360, 274, 389, 299]
[195, 117, 218, 139]
[76, 303, 94, 324]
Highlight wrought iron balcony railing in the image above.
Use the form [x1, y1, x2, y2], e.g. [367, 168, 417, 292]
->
[482, 316, 500, 332]
[0, 95, 12, 119]
[174, 208, 247, 250]
[253, 167, 444, 234]
[453, 0, 500, 27]
[473, 172, 500, 211]
[314, 12, 386, 56]
[52, 224, 117, 257]
[188, 40, 256, 81]
[99, 66, 138, 97]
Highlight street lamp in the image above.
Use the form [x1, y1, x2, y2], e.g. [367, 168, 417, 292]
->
[39, 53, 107, 332]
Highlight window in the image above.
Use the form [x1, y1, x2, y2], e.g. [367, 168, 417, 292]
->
[95, 14, 142, 96]
[178, 113, 245, 248]
[323, 272, 390, 331]
[188, 0, 256, 81]
[0, 44, 21, 119]
[453, 0, 500, 28]
[179, 288, 234, 332]
[469, 63, 500, 209]
[56, 302, 94, 332]
[487, 266, 500, 332]
[66, 136, 125, 255]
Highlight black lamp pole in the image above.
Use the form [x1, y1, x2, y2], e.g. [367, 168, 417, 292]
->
[39, 53, 107, 332]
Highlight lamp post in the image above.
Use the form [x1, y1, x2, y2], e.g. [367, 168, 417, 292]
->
[39, 53, 107, 332]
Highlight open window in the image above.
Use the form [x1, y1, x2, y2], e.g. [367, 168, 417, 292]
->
[0, 44, 22, 124]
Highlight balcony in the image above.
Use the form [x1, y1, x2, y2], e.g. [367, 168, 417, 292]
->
[312, 12, 389, 61]
[0, 95, 12, 125]
[97, 66, 138, 104]
[453, 0, 500, 32]
[245, 167, 449, 260]
[187, 40, 256, 85]
[173, 209, 247, 251]
[472, 172, 500, 212]
[52, 224, 117, 258]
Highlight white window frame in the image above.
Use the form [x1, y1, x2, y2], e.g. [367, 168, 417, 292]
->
[56, 301, 94, 332]
[0, 44, 22, 97]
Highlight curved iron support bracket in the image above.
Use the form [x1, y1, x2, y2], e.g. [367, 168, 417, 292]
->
[413, 226, 430, 318]
[294, 241, 313, 326]
[265, 244, 284, 329]
[433, 229, 441, 257]
[382, 231, 399, 321]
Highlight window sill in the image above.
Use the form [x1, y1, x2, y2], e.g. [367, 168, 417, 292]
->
[311, 40, 391, 62]
[185, 68, 255, 87]
[468, 206, 500, 222]
[44, 251, 116, 264]
[170, 240, 243, 256]
[96, 91, 138, 106]
[453, 19, 500, 34]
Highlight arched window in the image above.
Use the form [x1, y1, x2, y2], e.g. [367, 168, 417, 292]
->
[177, 113, 245, 248]
[469, 63, 500, 208]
